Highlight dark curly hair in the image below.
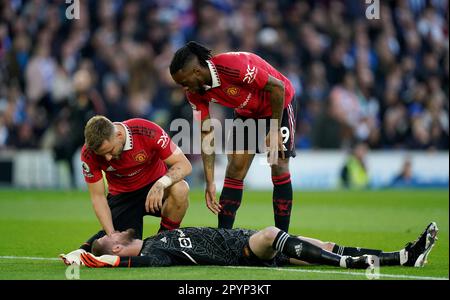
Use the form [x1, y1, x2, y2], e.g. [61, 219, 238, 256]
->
[170, 41, 212, 74]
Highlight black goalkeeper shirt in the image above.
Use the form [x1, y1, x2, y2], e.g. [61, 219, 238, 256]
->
[120, 227, 289, 267]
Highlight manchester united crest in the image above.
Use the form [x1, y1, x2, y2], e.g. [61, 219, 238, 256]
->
[225, 86, 240, 97]
[133, 150, 147, 163]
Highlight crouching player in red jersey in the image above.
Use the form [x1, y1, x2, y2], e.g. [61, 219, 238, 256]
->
[60, 115, 192, 265]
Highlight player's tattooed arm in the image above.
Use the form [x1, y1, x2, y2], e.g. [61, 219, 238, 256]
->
[200, 116, 221, 214]
[264, 75, 286, 163]
[165, 165, 184, 183]
[200, 116, 215, 185]
[160, 147, 193, 188]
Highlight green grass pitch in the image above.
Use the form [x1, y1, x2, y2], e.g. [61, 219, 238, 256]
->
[0, 189, 448, 280]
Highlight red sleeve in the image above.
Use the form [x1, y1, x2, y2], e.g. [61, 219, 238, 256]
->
[80, 146, 103, 183]
[187, 93, 210, 121]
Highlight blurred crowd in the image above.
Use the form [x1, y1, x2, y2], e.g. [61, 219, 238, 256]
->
[0, 0, 448, 164]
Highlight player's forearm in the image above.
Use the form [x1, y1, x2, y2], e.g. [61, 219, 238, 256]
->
[201, 130, 215, 184]
[158, 147, 192, 189]
[91, 196, 115, 235]
[265, 76, 285, 128]
[270, 89, 285, 128]
[162, 161, 192, 187]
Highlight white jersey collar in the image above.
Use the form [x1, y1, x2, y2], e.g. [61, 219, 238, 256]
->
[204, 60, 221, 90]
[115, 122, 133, 151]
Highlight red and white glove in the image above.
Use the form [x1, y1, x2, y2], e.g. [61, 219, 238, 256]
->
[80, 252, 120, 268]
[59, 249, 86, 266]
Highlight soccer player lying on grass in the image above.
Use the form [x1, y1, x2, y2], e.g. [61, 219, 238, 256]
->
[78, 222, 438, 269]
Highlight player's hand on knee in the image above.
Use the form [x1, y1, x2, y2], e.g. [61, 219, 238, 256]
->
[80, 252, 120, 268]
[59, 249, 86, 266]
[266, 130, 283, 165]
[146, 183, 164, 213]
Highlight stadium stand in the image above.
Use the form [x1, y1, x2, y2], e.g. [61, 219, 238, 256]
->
[0, 0, 448, 188]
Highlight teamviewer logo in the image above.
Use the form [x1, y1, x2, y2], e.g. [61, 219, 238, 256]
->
[365, 0, 380, 20]
[65, 0, 80, 20]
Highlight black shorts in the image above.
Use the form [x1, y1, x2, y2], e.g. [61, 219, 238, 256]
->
[226, 99, 297, 158]
[107, 181, 163, 239]
[232, 229, 290, 267]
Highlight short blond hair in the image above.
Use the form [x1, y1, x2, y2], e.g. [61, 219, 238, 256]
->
[84, 115, 115, 151]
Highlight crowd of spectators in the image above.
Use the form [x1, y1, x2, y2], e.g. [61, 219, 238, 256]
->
[0, 0, 448, 163]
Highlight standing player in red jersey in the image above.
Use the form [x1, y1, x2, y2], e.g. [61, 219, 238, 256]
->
[170, 41, 297, 232]
[60, 115, 192, 265]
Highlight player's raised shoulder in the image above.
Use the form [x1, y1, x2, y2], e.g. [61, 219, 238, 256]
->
[124, 118, 158, 128]
[213, 52, 249, 64]
[125, 118, 169, 143]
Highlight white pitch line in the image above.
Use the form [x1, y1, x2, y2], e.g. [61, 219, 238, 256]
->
[224, 266, 448, 280]
[0, 256, 447, 280]
[0, 256, 60, 261]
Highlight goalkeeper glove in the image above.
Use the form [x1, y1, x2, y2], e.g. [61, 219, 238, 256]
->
[59, 249, 86, 266]
[80, 252, 120, 268]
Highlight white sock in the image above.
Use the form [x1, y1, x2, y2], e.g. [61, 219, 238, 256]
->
[339, 256, 349, 268]
[399, 249, 408, 265]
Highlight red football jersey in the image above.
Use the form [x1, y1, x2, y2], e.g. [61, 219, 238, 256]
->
[186, 52, 295, 120]
[81, 119, 176, 195]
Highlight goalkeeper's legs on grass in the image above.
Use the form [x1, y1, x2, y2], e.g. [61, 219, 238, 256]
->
[327, 222, 439, 267]
[249, 227, 366, 268]
[249, 227, 405, 268]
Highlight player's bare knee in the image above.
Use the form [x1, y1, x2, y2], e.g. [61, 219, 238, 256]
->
[271, 162, 290, 177]
[169, 181, 189, 208]
[176, 180, 190, 196]
[323, 242, 335, 252]
[225, 163, 247, 180]
[261, 226, 279, 245]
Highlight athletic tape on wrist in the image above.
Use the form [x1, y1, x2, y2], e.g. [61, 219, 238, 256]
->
[157, 175, 173, 188]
